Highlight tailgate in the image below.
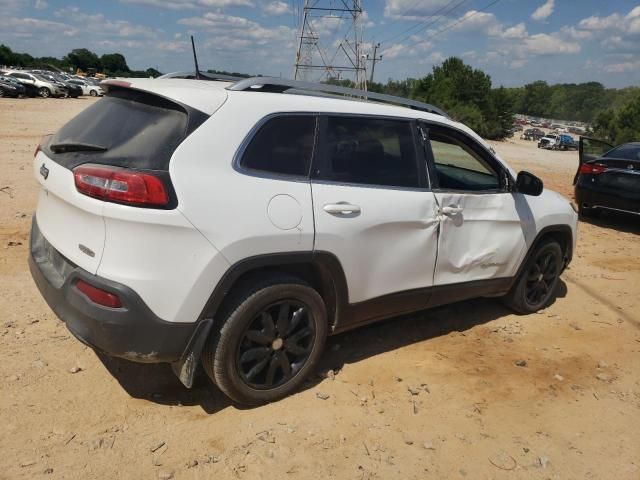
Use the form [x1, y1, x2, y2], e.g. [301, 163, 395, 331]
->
[34, 152, 105, 274]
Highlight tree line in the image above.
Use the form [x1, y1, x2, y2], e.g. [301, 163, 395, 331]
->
[0, 44, 160, 78]
[2, 44, 637, 143]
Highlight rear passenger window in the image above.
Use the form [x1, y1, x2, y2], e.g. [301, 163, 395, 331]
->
[241, 116, 316, 177]
[318, 116, 419, 188]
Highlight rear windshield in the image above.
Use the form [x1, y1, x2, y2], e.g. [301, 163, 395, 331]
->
[46, 89, 190, 170]
[604, 144, 640, 161]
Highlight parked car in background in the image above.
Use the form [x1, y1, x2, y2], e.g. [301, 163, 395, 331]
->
[67, 78, 103, 96]
[7, 71, 65, 98]
[0, 77, 25, 97]
[522, 128, 545, 141]
[574, 137, 640, 218]
[538, 134, 578, 150]
[38, 73, 82, 98]
[0, 75, 39, 97]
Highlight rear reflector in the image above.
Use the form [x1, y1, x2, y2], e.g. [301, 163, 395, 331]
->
[579, 163, 607, 175]
[76, 279, 122, 308]
[74, 164, 169, 207]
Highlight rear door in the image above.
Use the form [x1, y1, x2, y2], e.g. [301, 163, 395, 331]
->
[575, 137, 614, 184]
[311, 115, 440, 305]
[423, 123, 527, 286]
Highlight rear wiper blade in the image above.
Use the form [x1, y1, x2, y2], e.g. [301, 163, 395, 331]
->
[49, 142, 108, 153]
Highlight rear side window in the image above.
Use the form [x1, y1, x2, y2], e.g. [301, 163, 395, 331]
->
[47, 89, 195, 171]
[318, 116, 419, 188]
[240, 116, 316, 177]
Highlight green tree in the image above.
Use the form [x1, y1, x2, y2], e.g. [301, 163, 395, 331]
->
[65, 48, 101, 72]
[100, 53, 129, 74]
[411, 57, 512, 139]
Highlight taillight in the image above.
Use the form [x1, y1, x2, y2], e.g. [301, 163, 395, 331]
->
[76, 279, 122, 308]
[73, 164, 169, 207]
[579, 163, 607, 175]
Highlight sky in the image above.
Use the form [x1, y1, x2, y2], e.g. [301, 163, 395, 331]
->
[1, 0, 639, 88]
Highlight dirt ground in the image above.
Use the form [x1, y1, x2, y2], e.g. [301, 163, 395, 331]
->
[1, 98, 639, 480]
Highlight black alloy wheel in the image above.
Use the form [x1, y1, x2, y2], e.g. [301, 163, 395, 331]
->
[201, 275, 327, 405]
[524, 249, 558, 308]
[502, 240, 562, 314]
[236, 300, 315, 390]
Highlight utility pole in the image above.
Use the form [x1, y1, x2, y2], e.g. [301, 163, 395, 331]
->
[369, 42, 382, 84]
[293, 0, 367, 90]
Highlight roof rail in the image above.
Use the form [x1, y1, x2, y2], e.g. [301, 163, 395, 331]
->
[227, 77, 448, 118]
[158, 71, 244, 82]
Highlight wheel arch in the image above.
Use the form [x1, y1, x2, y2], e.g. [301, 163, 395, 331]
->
[515, 224, 573, 283]
[200, 251, 348, 332]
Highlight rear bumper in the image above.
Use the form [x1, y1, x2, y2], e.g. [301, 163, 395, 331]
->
[28, 217, 198, 363]
[575, 183, 640, 215]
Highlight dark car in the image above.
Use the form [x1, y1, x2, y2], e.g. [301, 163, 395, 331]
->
[0, 75, 38, 97]
[574, 137, 640, 217]
[0, 78, 24, 97]
[522, 128, 545, 141]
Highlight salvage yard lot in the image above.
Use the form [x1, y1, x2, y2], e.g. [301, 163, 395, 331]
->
[1, 98, 639, 479]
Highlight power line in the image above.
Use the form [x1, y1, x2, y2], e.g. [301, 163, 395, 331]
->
[399, 0, 502, 50]
[381, 0, 471, 45]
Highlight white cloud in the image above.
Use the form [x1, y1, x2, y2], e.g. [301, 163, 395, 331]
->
[55, 7, 158, 38]
[606, 60, 640, 73]
[523, 33, 580, 55]
[262, 1, 291, 16]
[502, 22, 527, 39]
[579, 12, 621, 30]
[120, 0, 253, 9]
[34, 0, 47, 9]
[384, 0, 456, 20]
[531, 0, 554, 21]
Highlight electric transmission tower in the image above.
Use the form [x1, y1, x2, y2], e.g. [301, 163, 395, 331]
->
[294, 0, 367, 90]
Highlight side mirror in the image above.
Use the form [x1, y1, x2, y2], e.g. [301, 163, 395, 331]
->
[516, 171, 543, 196]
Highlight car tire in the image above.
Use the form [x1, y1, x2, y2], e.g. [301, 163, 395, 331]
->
[502, 239, 563, 314]
[202, 274, 328, 405]
[0, 89, 5, 97]
[38, 87, 51, 98]
[89, 90, 98, 97]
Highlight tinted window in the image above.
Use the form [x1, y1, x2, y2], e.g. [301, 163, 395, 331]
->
[319, 116, 419, 188]
[47, 88, 190, 170]
[240, 116, 316, 177]
[10, 73, 28, 80]
[604, 144, 640, 161]
[429, 131, 500, 191]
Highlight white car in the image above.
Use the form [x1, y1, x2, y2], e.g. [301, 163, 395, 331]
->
[29, 76, 578, 405]
[67, 79, 104, 97]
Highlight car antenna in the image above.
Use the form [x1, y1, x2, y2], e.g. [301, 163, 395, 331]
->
[191, 35, 202, 80]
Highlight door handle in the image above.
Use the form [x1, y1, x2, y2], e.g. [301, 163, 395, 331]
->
[440, 205, 463, 215]
[323, 203, 361, 215]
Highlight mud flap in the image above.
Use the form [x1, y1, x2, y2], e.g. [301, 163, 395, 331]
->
[171, 318, 214, 388]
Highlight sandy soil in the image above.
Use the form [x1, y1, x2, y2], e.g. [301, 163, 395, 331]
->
[1, 98, 639, 480]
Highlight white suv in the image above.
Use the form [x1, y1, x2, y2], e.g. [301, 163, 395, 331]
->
[29, 76, 578, 404]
